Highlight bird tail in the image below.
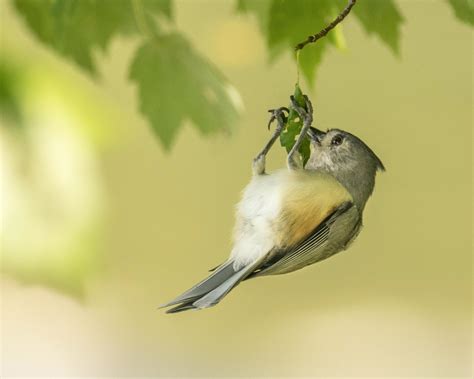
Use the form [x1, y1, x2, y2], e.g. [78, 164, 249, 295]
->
[160, 258, 262, 313]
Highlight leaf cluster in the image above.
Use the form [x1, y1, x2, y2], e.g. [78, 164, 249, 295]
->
[14, 0, 239, 149]
[279, 84, 311, 166]
[238, 0, 404, 86]
[12, 0, 474, 149]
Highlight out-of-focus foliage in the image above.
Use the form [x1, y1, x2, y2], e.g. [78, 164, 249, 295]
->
[13, 0, 240, 149]
[0, 60, 25, 127]
[447, 0, 474, 25]
[352, 0, 403, 54]
[279, 84, 311, 166]
[12, 0, 473, 150]
[235, 0, 270, 30]
[238, 0, 403, 86]
[13, 0, 172, 74]
[130, 34, 240, 149]
[267, 0, 345, 87]
[238, 0, 472, 84]
[0, 57, 113, 298]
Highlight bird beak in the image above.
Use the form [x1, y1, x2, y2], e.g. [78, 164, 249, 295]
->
[307, 127, 325, 144]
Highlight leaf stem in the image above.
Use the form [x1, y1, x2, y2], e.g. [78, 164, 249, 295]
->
[295, 0, 357, 51]
[132, 0, 153, 38]
[295, 49, 300, 85]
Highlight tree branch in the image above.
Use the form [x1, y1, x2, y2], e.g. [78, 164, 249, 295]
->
[295, 0, 357, 51]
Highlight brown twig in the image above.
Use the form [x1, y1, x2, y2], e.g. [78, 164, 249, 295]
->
[295, 0, 357, 51]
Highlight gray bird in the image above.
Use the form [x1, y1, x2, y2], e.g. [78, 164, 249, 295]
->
[161, 95, 384, 313]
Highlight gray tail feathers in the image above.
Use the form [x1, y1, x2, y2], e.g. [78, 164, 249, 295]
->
[160, 258, 262, 313]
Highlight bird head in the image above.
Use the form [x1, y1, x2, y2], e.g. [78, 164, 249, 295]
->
[306, 127, 385, 208]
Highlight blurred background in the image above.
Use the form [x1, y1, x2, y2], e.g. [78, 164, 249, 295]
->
[1, 0, 472, 377]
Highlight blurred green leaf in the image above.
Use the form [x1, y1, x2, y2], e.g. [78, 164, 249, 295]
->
[0, 48, 122, 299]
[446, 0, 474, 25]
[352, 0, 404, 55]
[238, 0, 338, 85]
[238, 0, 407, 86]
[280, 84, 310, 166]
[129, 33, 240, 149]
[236, 0, 271, 33]
[0, 59, 24, 127]
[2, 227, 102, 299]
[14, 0, 172, 73]
[267, 0, 343, 86]
[13, 0, 239, 150]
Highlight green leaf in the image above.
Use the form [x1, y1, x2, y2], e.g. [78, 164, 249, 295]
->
[352, 0, 404, 55]
[129, 33, 241, 149]
[298, 42, 326, 87]
[0, 62, 110, 298]
[446, 0, 474, 26]
[14, 0, 172, 73]
[239, 0, 407, 86]
[236, 0, 272, 33]
[0, 59, 25, 127]
[267, 0, 339, 86]
[279, 83, 310, 166]
[248, 0, 345, 87]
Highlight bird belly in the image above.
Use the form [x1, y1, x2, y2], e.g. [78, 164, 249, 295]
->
[230, 171, 286, 270]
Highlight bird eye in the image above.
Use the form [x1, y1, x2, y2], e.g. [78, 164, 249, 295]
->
[331, 135, 344, 146]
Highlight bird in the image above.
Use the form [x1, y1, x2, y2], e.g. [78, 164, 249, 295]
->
[161, 95, 384, 313]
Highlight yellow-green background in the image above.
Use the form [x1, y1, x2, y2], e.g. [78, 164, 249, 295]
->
[1, 0, 472, 377]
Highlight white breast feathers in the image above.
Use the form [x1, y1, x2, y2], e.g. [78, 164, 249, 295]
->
[230, 170, 287, 270]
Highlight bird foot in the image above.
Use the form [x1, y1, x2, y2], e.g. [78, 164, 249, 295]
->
[267, 107, 289, 131]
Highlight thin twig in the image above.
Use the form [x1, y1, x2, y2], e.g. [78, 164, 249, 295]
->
[295, 0, 357, 51]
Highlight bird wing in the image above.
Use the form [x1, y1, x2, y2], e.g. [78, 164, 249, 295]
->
[273, 170, 353, 247]
[249, 171, 358, 276]
[161, 171, 357, 313]
[251, 201, 359, 277]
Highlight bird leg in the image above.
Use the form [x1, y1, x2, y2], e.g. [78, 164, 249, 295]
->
[287, 95, 313, 170]
[252, 107, 289, 175]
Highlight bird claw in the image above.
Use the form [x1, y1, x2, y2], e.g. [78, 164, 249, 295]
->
[267, 107, 289, 130]
[290, 95, 313, 125]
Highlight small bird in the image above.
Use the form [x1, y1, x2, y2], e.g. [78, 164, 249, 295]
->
[161, 95, 384, 313]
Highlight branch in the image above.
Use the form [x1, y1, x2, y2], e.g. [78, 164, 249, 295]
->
[295, 0, 357, 51]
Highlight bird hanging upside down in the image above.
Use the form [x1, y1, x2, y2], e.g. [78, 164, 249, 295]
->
[161, 95, 384, 313]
